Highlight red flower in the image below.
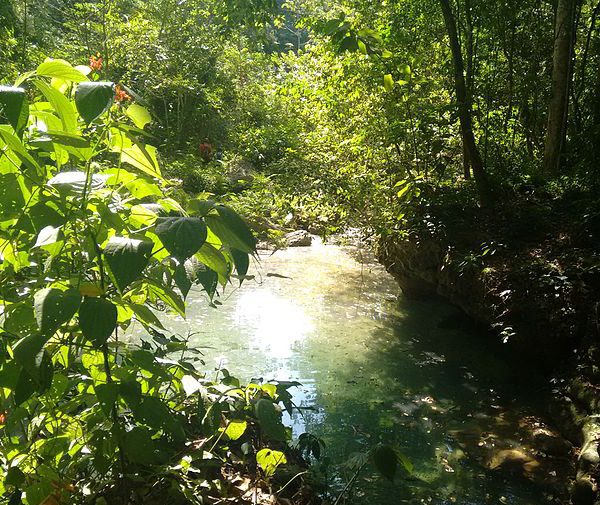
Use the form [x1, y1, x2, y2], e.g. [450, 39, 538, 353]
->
[89, 54, 103, 72]
[115, 85, 131, 104]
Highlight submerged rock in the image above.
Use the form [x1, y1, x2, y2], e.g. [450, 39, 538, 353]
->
[487, 448, 540, 474]
[285, 230, 312, 247]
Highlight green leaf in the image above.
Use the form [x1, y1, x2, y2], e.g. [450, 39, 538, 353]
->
[224, 419, 247, 441]
[255, 399, 287, 441]
[372, 444, 398, 481]
[5, 466, 26, 487]
[384, 74, 394, 92]
[0, 125, 42, 174]
[231, 249, 250, 280]
[103, 236, 154, 292]
[119, 380, 142, 408]
[134, 396, 172, 431]
[0, 173, 26, 219]
[95, 383, 119, 417]
[174, 262, 193, 299]
[14, 369, 35, 405]
[13, 334, 47, 369]
[205, 205, 256, 253]
[196, 243, 230, 277]
[33, 288, 81, 336]
[121, 144, 162, 179]
[79, 297, 118, 347]
[123, 427, 158, 464]
[147, 281, 186, 317]
[0, 86, 28, 134]
[126, 104, 152, 129]
[37, 59, 88, 82]
[32, 80, 78, 133]
[12, 336, 53, 391]
[129, 302, 165, 330]
[155, 217, 207, 260]
[45, 130, 90, 148]
[191, 262, 219, 300]
[75, 81, 115, 124]
[256, 448, 287, 477]
[338, 35, 359, 53]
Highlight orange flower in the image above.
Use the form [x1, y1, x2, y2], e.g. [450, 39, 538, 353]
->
[0, 412, 6, 424]
[89, 54, 103, 72]
[115, 85, 131, 103]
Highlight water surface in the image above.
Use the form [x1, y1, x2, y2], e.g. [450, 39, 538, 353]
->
[166, 241, 569, 504]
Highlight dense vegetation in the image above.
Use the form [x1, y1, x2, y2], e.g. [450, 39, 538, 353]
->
[1, 0, 600, 503]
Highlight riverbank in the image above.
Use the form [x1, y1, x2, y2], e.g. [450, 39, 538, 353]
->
[375, 187, 600, 504]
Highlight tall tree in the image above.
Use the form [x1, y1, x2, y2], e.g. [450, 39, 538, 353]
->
[543, 0, 576, 175]
[438, 0, 492, 205]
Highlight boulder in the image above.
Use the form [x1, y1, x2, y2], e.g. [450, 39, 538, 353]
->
[285, 230, 312, 247]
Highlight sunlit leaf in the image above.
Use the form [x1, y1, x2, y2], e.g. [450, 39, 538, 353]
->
[256, 448, 287, 477]
[126, 104, 152, 129]
[37, 59, 89, 82]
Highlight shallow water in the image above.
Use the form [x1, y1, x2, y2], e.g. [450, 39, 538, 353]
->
[165, 241, 568, 504]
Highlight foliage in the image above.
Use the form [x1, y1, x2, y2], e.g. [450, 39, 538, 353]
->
[0, 60, 309, 505]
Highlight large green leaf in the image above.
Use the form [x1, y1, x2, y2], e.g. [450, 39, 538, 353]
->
[256, 448, 287, 477]
[255, 399, 287, 441]
[37, 59, 88, 82]
[33, 80, 78, 133]
[224, 419, 247, 441]
[14, 369, 36, 405]
[174, 262, 193, 299]
[125, 104, 152, 129]
[0, 125, 42, 174]
[120, 144, 162, 179]
[45, 130, 90, 148]
[103, 236, 154, 292]
[0, 86, 28, 134]
[75, 81, 115, 124]
[79, 297, 117, 347]
[155, 217, 207, 260]
[33, 288, 81, 336]
[196, 243, 230, 277]
[13, 333, 47, 369]
[95, 383, 119, 417]
[231, 249, 250, 281]
[205, 205, 257, 253]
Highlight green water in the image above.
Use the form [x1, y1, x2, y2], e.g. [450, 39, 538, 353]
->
[165, 241, 570, 504]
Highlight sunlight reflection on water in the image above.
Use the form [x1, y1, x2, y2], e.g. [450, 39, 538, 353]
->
[160, 242, 568, 505]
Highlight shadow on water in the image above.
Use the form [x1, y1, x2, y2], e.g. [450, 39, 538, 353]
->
[163, 242, 573, 505]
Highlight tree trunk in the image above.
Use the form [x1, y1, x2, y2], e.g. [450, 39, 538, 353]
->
[543, 0, 576, 176]
[439, 0, 492, 205]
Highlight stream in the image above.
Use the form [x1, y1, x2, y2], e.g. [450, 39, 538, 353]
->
[165, 240, 572, 504]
